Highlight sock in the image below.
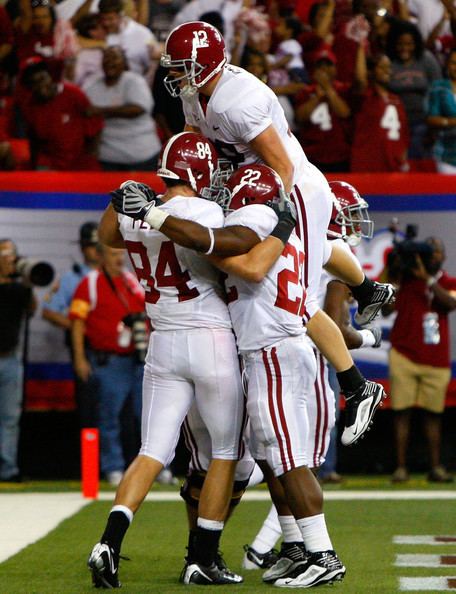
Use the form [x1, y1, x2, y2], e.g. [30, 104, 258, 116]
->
[336, 365, 364, 394]
[194, 518, 224, 566]
[186, 529, 198, 563]
[278, 514, 304, 543]
[100, 507, 132, 555]
[349, 275, 374, 300]
[251, 505, 282, 553]
[296, 514, 332, 553]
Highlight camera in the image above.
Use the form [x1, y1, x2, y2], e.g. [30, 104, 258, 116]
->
[387, 224, 434, 281]
[15, 257, 55, 287]
[123, 312, 149, 363]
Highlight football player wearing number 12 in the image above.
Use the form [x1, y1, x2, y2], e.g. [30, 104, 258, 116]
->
[161, 20, 392, 447]
[87, 132, 293, 588]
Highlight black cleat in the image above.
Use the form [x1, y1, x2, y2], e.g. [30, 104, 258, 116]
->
[262, 542, 307, 583]
[87, 543, 120, 589]
[274, 549, 346, 588]
[182, 561, 243, 585]
[342, 381, 386, 445]
[243, 544, 279, 570]
[355, 281, 395, 327]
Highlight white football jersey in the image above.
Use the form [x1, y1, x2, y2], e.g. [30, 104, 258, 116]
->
[119, 196, 231, 331]
[182, 64, 308, 175]
[224, 204, 307, 353]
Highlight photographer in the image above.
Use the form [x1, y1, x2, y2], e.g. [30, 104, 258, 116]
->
[387, 234, 456, 483]
[69, 244, 146, 486]
[0, 239, 36, 482]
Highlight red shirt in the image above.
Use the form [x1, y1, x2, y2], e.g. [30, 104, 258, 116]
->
[296, 81, 352, 165]
[19, 82, 103, 170]
[69, 269, 145, 353]
[350, 87, 409, 172]
[390, 272, 456, 368]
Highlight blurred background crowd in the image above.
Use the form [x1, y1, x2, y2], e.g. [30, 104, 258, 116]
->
[1, 0, 456, 173]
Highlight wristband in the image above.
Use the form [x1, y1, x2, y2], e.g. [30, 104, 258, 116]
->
[144, 206, 169, 230]
[359, 329, 376, 347]
[270, 220, 294, 244]
[205, 228, 215, 255]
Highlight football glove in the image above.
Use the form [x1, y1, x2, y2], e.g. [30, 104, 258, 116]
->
[267, 189, 297, 244]
[110, 180, 162, 219]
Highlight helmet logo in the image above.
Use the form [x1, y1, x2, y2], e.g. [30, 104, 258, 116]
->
[193, 29, 209, 49]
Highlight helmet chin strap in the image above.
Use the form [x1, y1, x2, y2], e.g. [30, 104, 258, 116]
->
[346, 234, 361, 247]
[180, 84, 198, 98]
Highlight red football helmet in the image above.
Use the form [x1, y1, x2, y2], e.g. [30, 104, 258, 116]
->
[221, 164, 284, 212]
[157, 132, 219, 195]
[161, 21, 227, 97]
[328, 181, 373, 246]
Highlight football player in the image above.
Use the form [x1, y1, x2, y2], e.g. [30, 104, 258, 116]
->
[160, 20, 393, 446]
[87, 133, 293, 588]
[243, 182, 384, 577]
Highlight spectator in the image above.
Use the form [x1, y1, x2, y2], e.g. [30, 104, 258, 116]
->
[295, 48, 352, 172]
[84, 46, 161, 171]
[299, 0, 335, 69]
[274, 16, 308, 82]
[0, 239, 36, 482]
[386, 21, 441, 159]
[14, 0, 79, 79]
[147, 0, 185, 43]
[387, 237, 456, 483]
[18, 59, 103, 170]
[427, 48, 456, 174]
[351, 53, 409, 171]
[42, 222, 100, 427]
[73, 13, 106, 87]
[98, 0, 160, 76]
[69, 244, 145, 486]
[0, 6, 13, 67]
[408, 0, 453, 43]
[152, 64, 185, 141]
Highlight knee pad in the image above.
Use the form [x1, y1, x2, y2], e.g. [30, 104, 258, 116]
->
[179, 470, 206, 509]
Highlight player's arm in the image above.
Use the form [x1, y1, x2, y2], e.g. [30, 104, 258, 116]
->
[98, 204, 125, 248]
[209, 235, 285, 283]
[323, 280, 381, 349]
[249, 124, 294, 193]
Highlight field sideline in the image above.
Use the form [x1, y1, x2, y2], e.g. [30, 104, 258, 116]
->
[0, 480, 455, 593]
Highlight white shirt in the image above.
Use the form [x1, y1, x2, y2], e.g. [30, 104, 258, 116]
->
[107, 17, 157, 75]
[223, 204, 306, 352]
[119, 197, 232, 331]
[84, 71, 161, 163]
[408, 0, 452, 40]
[182, 64, 308, 176]
[276, 39, 304, 70]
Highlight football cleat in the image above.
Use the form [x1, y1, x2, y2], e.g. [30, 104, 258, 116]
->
[341, 381, 386, 446]
[87, 542, 120, 589]
[263, 542, 307, 583]
[354, 281, 395, 327]
[182, 561, 243, 585]
[273, 549, 346, 588]
[242, 544, 279, 570]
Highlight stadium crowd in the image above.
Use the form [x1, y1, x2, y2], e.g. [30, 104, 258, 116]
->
[1, 0, 456, 172]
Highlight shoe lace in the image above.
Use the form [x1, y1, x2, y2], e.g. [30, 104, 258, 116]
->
[281, 542, 306, 561]
[319, 551, 341, 570]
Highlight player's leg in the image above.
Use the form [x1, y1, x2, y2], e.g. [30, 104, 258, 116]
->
[88, 331, 195, 588]
[183, 328, 245, 585]
[246, 336, 345, 588]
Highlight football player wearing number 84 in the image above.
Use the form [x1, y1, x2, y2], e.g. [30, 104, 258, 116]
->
[88, 132, 295, 588]
[161, 20, 392, 448]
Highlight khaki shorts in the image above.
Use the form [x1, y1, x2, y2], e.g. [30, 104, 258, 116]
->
[389, 347, 451, 413]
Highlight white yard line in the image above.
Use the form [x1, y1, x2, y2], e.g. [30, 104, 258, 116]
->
[394, 536, 456, 545]
[396, 554, 456, 567]
[399, 577, 456, 591]
[0, 493, 89, 563]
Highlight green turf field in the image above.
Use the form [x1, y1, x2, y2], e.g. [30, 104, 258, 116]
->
[0, 494, 455, 593]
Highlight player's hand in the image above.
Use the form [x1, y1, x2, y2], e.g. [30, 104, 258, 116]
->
[267, 188, 297, 226]
[268, 189, 297, 244]
[110, 180, 162, 219]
